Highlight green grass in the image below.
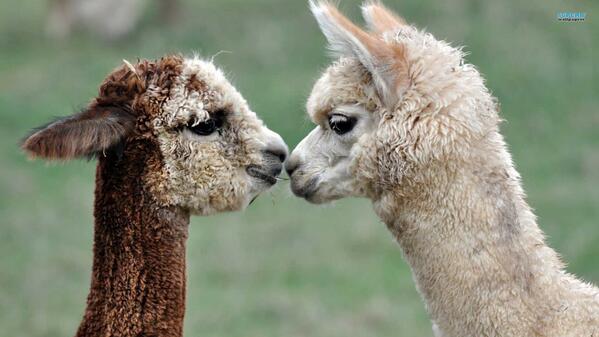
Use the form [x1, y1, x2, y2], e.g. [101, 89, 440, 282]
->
[0, 0, 597, 336]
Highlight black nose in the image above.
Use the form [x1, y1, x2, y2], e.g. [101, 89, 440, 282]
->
[285, 159, 299, 176]
[265, 147, 287, 163]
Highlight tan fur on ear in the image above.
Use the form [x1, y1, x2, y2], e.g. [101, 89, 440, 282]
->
[361, 1, 406, 35]
[310, 0, 409, 106]
[21, 106, 135, 160]
[314, 1, 383, 55]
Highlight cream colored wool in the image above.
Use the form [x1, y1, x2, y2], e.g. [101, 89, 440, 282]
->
[144, 57, 287, 215]
[287, 2, 599, 336]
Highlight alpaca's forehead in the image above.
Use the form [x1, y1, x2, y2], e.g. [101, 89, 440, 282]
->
[180, 58, 249, 112]
[153, 57, 253, 129]
[307, 58, 373, 124]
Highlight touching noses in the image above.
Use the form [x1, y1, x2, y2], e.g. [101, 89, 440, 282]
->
[285, 135, 308, 176]
[285, 155, 299, 176]
[285, 127, 314, 177]
[263, 129, 288, 163]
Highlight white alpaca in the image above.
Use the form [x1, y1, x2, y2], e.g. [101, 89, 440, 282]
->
[286, 2, 599, 336]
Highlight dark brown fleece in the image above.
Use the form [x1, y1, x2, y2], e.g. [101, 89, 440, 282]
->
[76, 138, 189, 337]
[22, 56, 191, 337]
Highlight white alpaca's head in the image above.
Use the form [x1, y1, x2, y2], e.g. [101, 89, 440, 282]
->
[287, 1, 498, 204]
[23, 55, 288, 215]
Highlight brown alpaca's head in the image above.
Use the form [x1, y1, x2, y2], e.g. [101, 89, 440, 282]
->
[23, 55, 288, 215]
[286, 1, 498, 204]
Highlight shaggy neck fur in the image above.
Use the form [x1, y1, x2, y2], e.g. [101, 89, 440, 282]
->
[375, 134, 599, 337]
[75, 139, 189, 337]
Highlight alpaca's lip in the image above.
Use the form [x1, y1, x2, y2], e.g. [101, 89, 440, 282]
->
[246, 165, 278, 185]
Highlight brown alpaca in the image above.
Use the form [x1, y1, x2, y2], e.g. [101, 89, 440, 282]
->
[22, 55, 287, 337]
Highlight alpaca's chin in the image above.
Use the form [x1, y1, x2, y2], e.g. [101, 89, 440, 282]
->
[292, 186, 343, 205]
[289, 175, 354, 205]
[305, 192, 344, 205]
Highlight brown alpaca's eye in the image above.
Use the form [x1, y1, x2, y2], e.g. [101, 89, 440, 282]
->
[188, 119, 218, 136]
[328, 114, 356, 135]
[187, 113, 225, 136]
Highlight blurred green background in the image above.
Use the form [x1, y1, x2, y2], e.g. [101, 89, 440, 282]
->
[0, 0, 597, 336]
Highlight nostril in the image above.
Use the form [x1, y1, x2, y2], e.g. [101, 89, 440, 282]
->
[265, 148, 287, 163]
[271, 163, 283, 177]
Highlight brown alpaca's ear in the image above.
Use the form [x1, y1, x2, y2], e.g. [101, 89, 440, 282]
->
[310, 0, 409, 107]
[21, 106, 135, 160]
[361, 1, 406, 34]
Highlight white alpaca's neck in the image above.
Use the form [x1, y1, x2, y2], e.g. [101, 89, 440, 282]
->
[374, 140, 599, 337]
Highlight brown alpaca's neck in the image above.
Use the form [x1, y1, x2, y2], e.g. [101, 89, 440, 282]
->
[75, 143, 189, 337]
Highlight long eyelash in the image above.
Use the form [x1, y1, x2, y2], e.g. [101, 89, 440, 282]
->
[330, 115, 347, 123]
[183, 109, 228, 132]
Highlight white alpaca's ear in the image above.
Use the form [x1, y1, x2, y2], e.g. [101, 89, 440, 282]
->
[361, 1, 406, 35]
[309, 0, 408, 107]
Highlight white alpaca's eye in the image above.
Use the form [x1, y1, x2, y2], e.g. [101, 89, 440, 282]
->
[328, 114, 356, 135]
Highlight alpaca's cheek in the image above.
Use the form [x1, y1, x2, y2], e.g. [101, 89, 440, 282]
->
[188, 174, 250, 215]
[149, 164, 250, 215]
[146, 135, 253, 214]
